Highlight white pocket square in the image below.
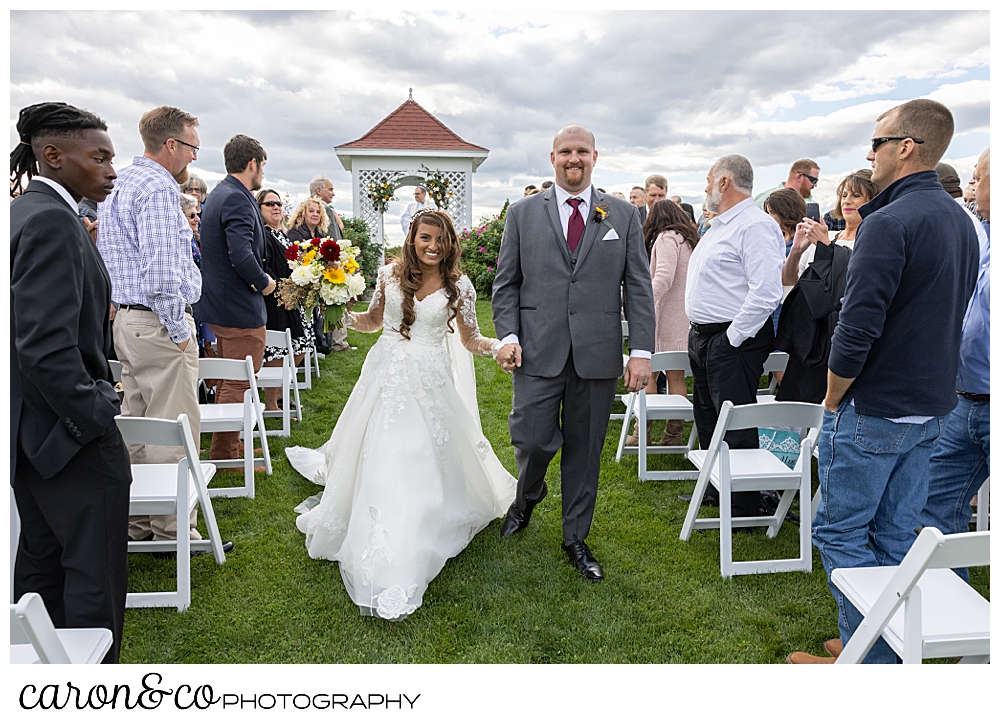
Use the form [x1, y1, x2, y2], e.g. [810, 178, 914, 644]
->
[602, 228, 620, 241]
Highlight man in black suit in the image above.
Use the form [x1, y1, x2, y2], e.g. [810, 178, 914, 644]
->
[198, 134, 275, 461]
[10, 102, 132, 663]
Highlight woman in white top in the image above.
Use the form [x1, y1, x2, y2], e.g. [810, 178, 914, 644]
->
[782, 169, 879, 286]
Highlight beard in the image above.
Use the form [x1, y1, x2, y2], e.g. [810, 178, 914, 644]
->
[704, 182, 723, 215]
[172, 166, 190, 185]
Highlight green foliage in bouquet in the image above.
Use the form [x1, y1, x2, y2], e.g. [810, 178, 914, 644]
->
[341, 216, 382, 298]
[459, 200, 509, 298]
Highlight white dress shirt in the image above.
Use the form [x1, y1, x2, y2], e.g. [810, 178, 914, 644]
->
[401, 200, 432, 234]
[501, 183, 649, 359]
[685, 197, 784, 347]
[34, 175, 77, 210]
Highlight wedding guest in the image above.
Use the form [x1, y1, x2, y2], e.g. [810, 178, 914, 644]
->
[310, 175, 345, 241]
[611, 190, 627, 200]
[629, 186, 646, 209]
[286, 197, 330, 241]
[801, 99, 978, 665]
[11, 101, 131, 663]
[181, 174, 208, 205]
[625, 199, 698, 447]
[685, 155, 784, 515]
[920, 147, 989, 571]
[181, 192, 211, 357]
[642, 174, 668, 223]
[97, 105, 203, 544]
[199, 134, 275, 462]
[400, 186, 432, 235]
[754, 158, 819, 209]
[696, 203, 715, 237]
[524, 184, 537, 196]
[783, 170, 878, 286]
[936, 161, 963, 199]
[258, 188, 316, 410]
[762, 187, 808, 336]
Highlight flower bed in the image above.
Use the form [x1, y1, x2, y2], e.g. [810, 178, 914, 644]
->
[459, 201, 508, 297]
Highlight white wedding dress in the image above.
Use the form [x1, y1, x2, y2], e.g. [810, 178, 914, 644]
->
[287, 265, 516, 620]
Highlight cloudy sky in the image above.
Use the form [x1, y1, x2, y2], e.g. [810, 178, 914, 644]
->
[10, 8, 990, 244]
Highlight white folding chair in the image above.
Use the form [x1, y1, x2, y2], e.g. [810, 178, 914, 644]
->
[680, 400, 823, 577]
[615, 351, 698, 480]
[11, 592, 113, 664]
[833, 527, 990, 664]
[198, 355, 272, 498]
[297, 345, 315, 390]
[973, 477, 990, 532]
[756, 351, 789, 403]
[109, 358, 123, 382]
[611, 321, 630, 422]
[116, 413, 227, 612]
[256, 328, 303, 437]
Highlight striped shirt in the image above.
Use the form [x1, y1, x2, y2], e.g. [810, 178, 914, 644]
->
[97, 157, 202, 342]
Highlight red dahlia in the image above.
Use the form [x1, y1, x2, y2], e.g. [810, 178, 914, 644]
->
[285, 245, 300, 261]
[319, 239, 341, 261]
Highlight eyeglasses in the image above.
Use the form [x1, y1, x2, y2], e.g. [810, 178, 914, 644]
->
[799, 172, 819, 185]
[260, 201, 283, 208]
[168, 138, 200, 154]
[871, 136, 924, 153]
[185, 212, 199, 220]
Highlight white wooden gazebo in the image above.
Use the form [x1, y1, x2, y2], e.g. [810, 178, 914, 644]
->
[335, 91, 489, 247]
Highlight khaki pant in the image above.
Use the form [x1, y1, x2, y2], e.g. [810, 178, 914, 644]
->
[208, 324, 265, 461]
[114, 308, 202, 542]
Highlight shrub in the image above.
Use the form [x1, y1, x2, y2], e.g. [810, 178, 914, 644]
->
[459, 201, 509, 297]
[341, 216, 381, 298]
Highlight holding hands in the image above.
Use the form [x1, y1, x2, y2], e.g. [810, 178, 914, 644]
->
[495, 343, 522, 373]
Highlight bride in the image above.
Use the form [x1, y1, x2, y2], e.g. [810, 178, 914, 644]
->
[287, 209, 517, 621]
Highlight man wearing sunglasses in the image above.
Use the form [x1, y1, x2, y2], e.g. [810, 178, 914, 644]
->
[754, 158, 820, 210]
[97, 105, 204, 545]
[797, 98, 980, 665]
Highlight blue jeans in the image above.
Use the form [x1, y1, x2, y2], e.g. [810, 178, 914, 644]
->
[920, 397, 990, 581]
[813, 399, 942, 663]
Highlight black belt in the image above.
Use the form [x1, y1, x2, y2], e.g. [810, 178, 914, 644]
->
[121, 304, 194, 315]
[957, 391, 989, 402]
[690, 321, 732, 336]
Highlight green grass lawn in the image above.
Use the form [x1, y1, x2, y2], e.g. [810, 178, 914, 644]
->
[121, 300, 989, 664]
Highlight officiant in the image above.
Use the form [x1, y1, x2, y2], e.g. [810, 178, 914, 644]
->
[400, 185, 432, 235]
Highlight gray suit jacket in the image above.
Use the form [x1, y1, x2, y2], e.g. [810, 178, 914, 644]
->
[492, 186, 655, 379]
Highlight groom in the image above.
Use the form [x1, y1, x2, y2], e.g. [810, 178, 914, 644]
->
[492, 124, 655, 580]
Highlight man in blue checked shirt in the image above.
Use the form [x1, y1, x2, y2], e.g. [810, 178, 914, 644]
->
[921, 147, 990, 565]
[97, 105, 204, 545]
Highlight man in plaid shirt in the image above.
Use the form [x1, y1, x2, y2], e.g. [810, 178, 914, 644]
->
[97, 105, 203, 545]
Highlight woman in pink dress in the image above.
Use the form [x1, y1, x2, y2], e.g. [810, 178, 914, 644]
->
[626, 199, 700, 446]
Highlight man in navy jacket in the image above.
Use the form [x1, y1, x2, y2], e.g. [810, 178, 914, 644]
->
[198, 134, 275, 461]
[801, 100, 978, 664]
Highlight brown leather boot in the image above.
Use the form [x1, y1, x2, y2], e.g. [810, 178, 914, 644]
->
[786, 651, 836, 664]
[625, 420, 653, 446]
[658, 419, 685, 446]
[823, 638, 843, 657]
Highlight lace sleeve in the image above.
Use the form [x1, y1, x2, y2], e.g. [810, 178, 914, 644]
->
[343, 266, 387, 333]
[455, 276, 503, 357]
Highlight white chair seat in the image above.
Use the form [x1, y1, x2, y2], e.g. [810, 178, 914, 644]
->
[255, 368, 284, 382]
[687, 449, 800, 488]
[642, 393, 694, 414]
[199, 403, 248, 430]
[832, 566, 990, 659]
[11, 629, 113, 664]
[128, 463, 216, 516]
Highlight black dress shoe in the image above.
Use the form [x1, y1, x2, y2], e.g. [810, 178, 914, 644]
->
[677, 492, 720, 506]
[562, 539, 604, 581]
[499, 485, 546, 537]
[154, 540, 235, 558]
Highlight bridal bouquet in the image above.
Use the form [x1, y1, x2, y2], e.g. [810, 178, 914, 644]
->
[275, 237, 366, 330]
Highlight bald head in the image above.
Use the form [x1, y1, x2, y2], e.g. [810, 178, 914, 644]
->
[975, 147, 990, 221]
[552, 123, 596, 150]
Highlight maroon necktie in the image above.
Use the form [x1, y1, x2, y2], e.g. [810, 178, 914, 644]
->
[566, 198, 584, 253]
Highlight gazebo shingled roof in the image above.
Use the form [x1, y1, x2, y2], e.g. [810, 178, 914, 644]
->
[337, 98, 488, 153]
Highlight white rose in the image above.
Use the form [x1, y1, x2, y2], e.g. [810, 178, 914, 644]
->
[376, 584, 417, 620]
[290, 264, 317, 287]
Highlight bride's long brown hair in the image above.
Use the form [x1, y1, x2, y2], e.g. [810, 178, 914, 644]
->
[391, 210, 462, 340]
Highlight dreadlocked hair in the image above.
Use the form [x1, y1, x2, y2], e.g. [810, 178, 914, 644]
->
[10, 102, 108, 197]
[391, 209, 462, 341]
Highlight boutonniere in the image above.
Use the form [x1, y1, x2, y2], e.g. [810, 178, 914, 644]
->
[593, 204, 612, 228]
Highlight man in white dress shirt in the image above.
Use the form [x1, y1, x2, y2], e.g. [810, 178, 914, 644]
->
[400, 186, 432, 235]
[685, 155, 785, 516]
